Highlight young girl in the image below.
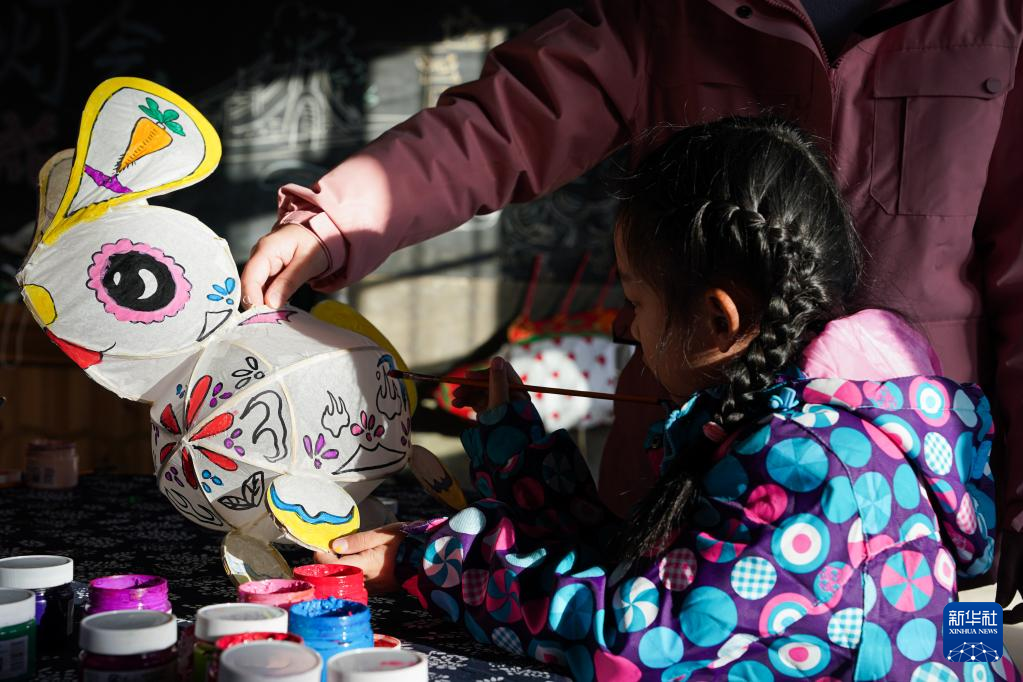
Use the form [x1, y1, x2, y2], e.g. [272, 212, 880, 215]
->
[318, 118, 1014, 680]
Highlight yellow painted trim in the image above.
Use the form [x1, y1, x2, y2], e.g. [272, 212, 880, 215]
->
[42, 77, 222, 245]
[311, 300, 419, 414]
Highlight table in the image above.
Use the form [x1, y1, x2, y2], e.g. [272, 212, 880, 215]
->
[0, 475, 569, 681]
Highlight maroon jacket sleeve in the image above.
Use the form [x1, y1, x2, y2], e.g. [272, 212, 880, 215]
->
[975, 48, 1023, 531]
[278, 0, 657, 289]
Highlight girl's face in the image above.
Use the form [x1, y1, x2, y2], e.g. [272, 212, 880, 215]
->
[614, 227, 747, 403]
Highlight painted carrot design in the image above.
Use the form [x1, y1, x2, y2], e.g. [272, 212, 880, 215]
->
[84, 97, 186, 193]
[117, 97, 185, 172]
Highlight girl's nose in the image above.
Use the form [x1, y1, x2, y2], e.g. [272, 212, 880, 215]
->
[23, 284, 57, 325]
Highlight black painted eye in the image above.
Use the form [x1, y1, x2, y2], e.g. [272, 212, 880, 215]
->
[88, 240, 191, 323]
[102, 252, 176, 311]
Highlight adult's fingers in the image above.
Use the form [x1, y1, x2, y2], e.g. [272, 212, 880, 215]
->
[330, 523, 403, 555]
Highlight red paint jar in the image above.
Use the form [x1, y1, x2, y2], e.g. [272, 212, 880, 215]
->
[293, 565, 368, 605]
[205, 632, 303, 681]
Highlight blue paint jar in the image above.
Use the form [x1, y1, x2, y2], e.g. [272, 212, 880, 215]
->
[288, 599, 372, 681]
[0, 556, 75, 654]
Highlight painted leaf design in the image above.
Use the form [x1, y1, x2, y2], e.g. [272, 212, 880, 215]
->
[217, 471, 265, 511]
[181, 447, 199, 489]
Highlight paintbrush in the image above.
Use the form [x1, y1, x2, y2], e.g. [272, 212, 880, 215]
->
[387, 369, 662, 405]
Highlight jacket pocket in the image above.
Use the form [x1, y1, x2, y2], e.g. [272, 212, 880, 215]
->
[870, 45, 1015, 217]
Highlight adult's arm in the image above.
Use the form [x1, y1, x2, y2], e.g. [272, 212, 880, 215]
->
[978, 51, 1023, 606]
[278, 0, 656, 289]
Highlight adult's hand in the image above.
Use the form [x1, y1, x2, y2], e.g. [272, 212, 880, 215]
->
[240, 223, 329, 309]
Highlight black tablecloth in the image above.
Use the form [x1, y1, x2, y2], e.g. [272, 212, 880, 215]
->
[0, 475, 570, 681]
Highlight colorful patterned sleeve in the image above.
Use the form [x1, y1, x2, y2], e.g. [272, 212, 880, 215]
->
[457, 399, 612, 543]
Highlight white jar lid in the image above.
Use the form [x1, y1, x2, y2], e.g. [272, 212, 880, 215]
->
[219, 641, 322, 682]
[327, 649, 429, 682]
[194, 602, 288, 641]
[79, 610, 176, 655]
[0, 588, 36, 629]
[0, 555, 73, 589]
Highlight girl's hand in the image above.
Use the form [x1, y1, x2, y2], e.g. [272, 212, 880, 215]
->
[313, 523, 406, 594]
[241, 223, 329, 309]
[452, 356, 529, 415]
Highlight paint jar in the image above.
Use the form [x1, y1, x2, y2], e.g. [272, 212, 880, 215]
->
[0, 555, 75, 653]
[327, 649, 428, 682]
[205, 632, 303, 682]
[293, 565, 368, 605]
[218, 640, 322, 682]
[0, 588, 36, 681]
[78, 610, 177, 681]
[24, 440, 78, 490]
[88, 575, 172, 615]
[190, 603, 288, 682]
[238, 579, 315, 609]
[289, 598, 373, 670]
[372, 634, 400, 649]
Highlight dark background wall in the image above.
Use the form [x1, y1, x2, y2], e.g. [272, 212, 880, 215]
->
[0, 0, 621, 310]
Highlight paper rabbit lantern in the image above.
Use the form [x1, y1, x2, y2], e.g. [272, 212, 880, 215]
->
[17, 78, 439, 580]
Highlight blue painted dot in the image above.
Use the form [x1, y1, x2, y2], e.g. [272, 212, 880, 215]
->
[893, 464, 921, 509]
[555, 551, 576, 575]
[955, 432, 976, 484]
[680, 587, 737, 647]
[638, 627, 684, 668]
[549, 583, 594, 640]
[766, 438, 828, 492]
[854, 472, 892, 535]
[822, 476, 857, 523]
[728, 660, 774, 682]
[661, 661, 712, 681]
[565, 645, 594, 682]
[863, 575, 877, 615]
[703, 456, 748, 501]
[853, 623, 892, 680]
[831, 427, 872, 467]
[735, 425, 770, 455]
[896, 618, 936, 662]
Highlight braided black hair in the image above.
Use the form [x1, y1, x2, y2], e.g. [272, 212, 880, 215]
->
[615, 117, 863, 561]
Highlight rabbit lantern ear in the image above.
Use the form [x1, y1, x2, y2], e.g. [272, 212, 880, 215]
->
[41, 77, 221, 246]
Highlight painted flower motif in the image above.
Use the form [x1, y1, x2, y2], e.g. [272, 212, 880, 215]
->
[351, 411, 385, 442]
[400, 418, 411, 447]
[201, 469, 223, 494]
[207, 277, 236, 306]
[164, 466, 184, 487]
[208, 382, 233, 408]
[303, 434, 339, 469]
[224, 428, 245, 456]
[231, 356, 265, 390]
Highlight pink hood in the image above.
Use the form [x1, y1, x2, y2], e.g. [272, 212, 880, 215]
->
[801, 309, 942, 380]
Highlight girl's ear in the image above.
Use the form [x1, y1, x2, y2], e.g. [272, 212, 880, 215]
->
[704, 287, 744, 353]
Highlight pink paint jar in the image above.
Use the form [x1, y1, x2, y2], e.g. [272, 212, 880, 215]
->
[293, 565, 368, 605]
[88, 575, 171, 615]
[238, 579, 315, 609]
